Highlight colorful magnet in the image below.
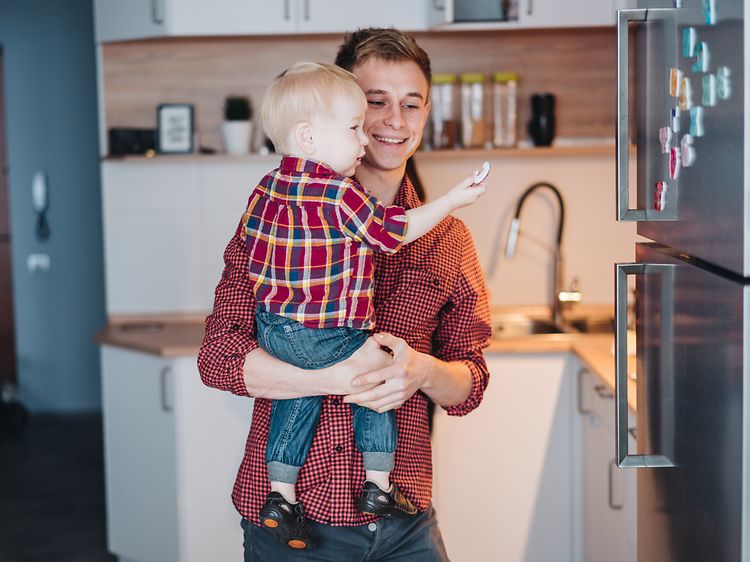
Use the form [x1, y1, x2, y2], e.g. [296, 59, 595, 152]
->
[670, 68, 684, 97]
[690, 106, 705, 137]
[671, 107, 681, 133]
[703, 0, 717, 24]
[654, 180, 668, 211]
[702, 74, 717, 106]
[682, 28, 697, 58]
[659, 126, 673, 153]
[669, 147, 682, 180]
[680, 134, 696, 167]
[679, 77, 693, 111]
[692, 41, 710, 73]
[717, 66, 732, 100]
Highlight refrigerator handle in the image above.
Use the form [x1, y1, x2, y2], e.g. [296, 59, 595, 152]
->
[616, 8, 676, 222]
[615, 262, 676, 469]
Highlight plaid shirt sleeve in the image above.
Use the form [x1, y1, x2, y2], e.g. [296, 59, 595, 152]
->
[337, 179, 407, 254]
[197, 222, 259, 398]
[432, 222, 492, 416]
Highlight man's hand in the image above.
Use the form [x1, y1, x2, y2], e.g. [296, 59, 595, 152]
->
[330, 336, 393, 395]
[343, 332, 436, 413]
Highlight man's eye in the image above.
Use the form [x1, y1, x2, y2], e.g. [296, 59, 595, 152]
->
[367, 100, 385, 107]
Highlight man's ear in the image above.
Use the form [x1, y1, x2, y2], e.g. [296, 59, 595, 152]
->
[293, 122, 316, 155]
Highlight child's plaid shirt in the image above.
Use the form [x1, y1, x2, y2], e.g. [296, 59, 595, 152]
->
[242, 156, 408, 330]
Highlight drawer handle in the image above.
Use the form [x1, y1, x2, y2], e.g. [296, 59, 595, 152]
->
[160, 367, 172, 412]
[576, 368, 591, 415]
[594, 384, 614, 400]
[608, 459, 623, 510]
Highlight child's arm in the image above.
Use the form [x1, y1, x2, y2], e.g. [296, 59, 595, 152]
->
[403, 175, 486, 244]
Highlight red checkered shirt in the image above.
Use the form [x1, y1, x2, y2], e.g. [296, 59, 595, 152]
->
[198, 174, 492, 527]
[242, 156, 407, 329]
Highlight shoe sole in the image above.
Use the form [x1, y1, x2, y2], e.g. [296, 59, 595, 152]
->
[259, 508, 319, 550]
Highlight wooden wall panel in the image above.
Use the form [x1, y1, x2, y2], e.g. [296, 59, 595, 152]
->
[102, 28, 621, 152]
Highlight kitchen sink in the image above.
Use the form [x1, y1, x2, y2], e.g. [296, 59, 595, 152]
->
[491, 312, 615, 339]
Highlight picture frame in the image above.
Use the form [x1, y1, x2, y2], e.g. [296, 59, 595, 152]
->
[156, 104, 194, 154]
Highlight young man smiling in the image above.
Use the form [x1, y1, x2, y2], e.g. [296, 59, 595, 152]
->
[198, 28, 492, 561]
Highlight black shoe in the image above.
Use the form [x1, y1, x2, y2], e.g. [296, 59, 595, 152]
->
[356, 481, 418, 518]
[259, 492, 319, 550]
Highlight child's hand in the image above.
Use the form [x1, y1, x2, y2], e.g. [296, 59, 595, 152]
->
[446, 175, 487, 210]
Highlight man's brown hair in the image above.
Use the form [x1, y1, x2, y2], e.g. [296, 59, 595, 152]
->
[335, 28, 431, 85]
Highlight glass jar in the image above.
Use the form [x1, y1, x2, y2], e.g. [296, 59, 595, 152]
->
[460, 73, 486, 148]
[430, 73, 458, 149]
[492, 72, 518, 148]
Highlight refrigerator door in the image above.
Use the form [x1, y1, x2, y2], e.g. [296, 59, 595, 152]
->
[617, 0, 749, 277]
[618, 243, 749, 561]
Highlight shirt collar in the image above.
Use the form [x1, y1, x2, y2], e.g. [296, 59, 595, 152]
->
[279, 155, 338, 177]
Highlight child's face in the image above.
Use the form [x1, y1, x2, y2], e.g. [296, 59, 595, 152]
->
[311, 94, 369, 177]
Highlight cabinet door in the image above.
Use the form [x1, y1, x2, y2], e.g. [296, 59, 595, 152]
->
[95, 0, 166, 42]
[518, 0, 617, 27]
[581, 370, 624, 562]
[169, 0, 296, 35]
[101, 346, 179, 562]
[432, 353, 580, 562]
[300, 0, 427, 32]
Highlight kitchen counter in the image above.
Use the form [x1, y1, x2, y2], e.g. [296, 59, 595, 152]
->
[97, 310, 637, 412]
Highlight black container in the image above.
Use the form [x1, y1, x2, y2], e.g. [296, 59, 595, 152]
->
[527, 93, 556, 147]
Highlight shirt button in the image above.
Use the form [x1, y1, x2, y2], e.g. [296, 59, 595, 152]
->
[368, 523, 377, 532]
[333, 445, 343, 453]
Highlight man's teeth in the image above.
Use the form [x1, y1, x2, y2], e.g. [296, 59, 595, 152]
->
[375, 136, 404, 144]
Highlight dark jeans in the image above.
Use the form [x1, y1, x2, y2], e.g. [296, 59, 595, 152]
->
[255, 308, 398, 484]
[241, 506, 450, 561]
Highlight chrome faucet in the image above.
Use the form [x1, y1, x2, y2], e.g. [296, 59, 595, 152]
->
[505, 182, 568, 326]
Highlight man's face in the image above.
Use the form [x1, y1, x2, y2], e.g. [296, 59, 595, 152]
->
[351, 58, 431, 175]
[311, 94, 368, 177]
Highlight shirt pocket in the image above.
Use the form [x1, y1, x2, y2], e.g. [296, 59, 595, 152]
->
[375, 269, 450, 341]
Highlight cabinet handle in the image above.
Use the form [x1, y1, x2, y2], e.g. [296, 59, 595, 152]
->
[283, 0, 291, 21]
[576, 368, 591, 415]
[616, 8, 676, 221]
[527, 0, 533, 16]
[303, 0, 310, 21]
[594, 384, 614, 400]
[615, 262, 675, 469]
[608, 459, 623, 510]
[432, 0, 445, 9]
[151, 0, 165, 24]
[160, 367, 173, 412]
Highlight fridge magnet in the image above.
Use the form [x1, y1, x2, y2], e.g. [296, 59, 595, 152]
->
[703, 0, 717, 24]
[671, 107, 681, 133]
[702, 74, 717, 107]
[682, 28, 697, 58]
[692, 41, 710, 73]
[659, 126, 673, 153]
[680, 134, 696, 167]
[654, 180, 668, 212]
[717, 66, 732, 100]
[669, 68, 684, 97]
[679, 77, 693, 111]
[669, 147, 682, 180]
[690, 106, 705, 137]
[157, 104, 195, 154]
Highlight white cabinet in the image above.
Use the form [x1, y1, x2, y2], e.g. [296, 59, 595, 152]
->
[101, 345, 252, 562]
[95, 0, 427, 42]
[432, 352, 583, 562]
[429, 0, 635, 28]
[577, 366, 636, 562]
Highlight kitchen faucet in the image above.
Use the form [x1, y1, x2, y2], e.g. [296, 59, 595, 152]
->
[504, 181, 569, 326]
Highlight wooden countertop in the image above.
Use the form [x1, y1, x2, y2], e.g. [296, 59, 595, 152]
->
[97, 309, 637, 412]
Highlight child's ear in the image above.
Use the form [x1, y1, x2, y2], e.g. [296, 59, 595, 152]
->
[293, 122, 316, 155]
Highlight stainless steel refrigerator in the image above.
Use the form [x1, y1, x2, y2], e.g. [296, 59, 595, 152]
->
[615, 0, 749, 560]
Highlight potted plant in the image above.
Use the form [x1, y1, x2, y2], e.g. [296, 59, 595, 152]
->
[221, 95, 253, 155]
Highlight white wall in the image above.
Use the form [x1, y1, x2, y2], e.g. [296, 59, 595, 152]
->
[413, 149, 638, 306]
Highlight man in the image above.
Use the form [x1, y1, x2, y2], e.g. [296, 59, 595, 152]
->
[198, 27, 491, 561]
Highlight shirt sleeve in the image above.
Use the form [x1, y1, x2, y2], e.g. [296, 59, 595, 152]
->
[336, 179, 408, 254]
[432, 223, 492, 416]
[197, 223, 260, 398]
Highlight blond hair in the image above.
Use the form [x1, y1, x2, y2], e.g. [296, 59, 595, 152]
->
[261, 61, 366, 154]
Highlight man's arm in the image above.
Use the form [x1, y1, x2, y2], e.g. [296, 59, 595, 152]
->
[198, 225, 391, 399]
[344, 223, 491, 414]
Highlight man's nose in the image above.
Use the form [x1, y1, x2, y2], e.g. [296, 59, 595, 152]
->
[384, 106, 405, 129]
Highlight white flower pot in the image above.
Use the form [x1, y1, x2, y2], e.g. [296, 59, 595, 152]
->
[221, 121, 252, 155]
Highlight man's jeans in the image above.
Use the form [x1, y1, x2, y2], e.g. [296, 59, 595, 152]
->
[255, 308, 398, 484]
[241, 506, 450, 561]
